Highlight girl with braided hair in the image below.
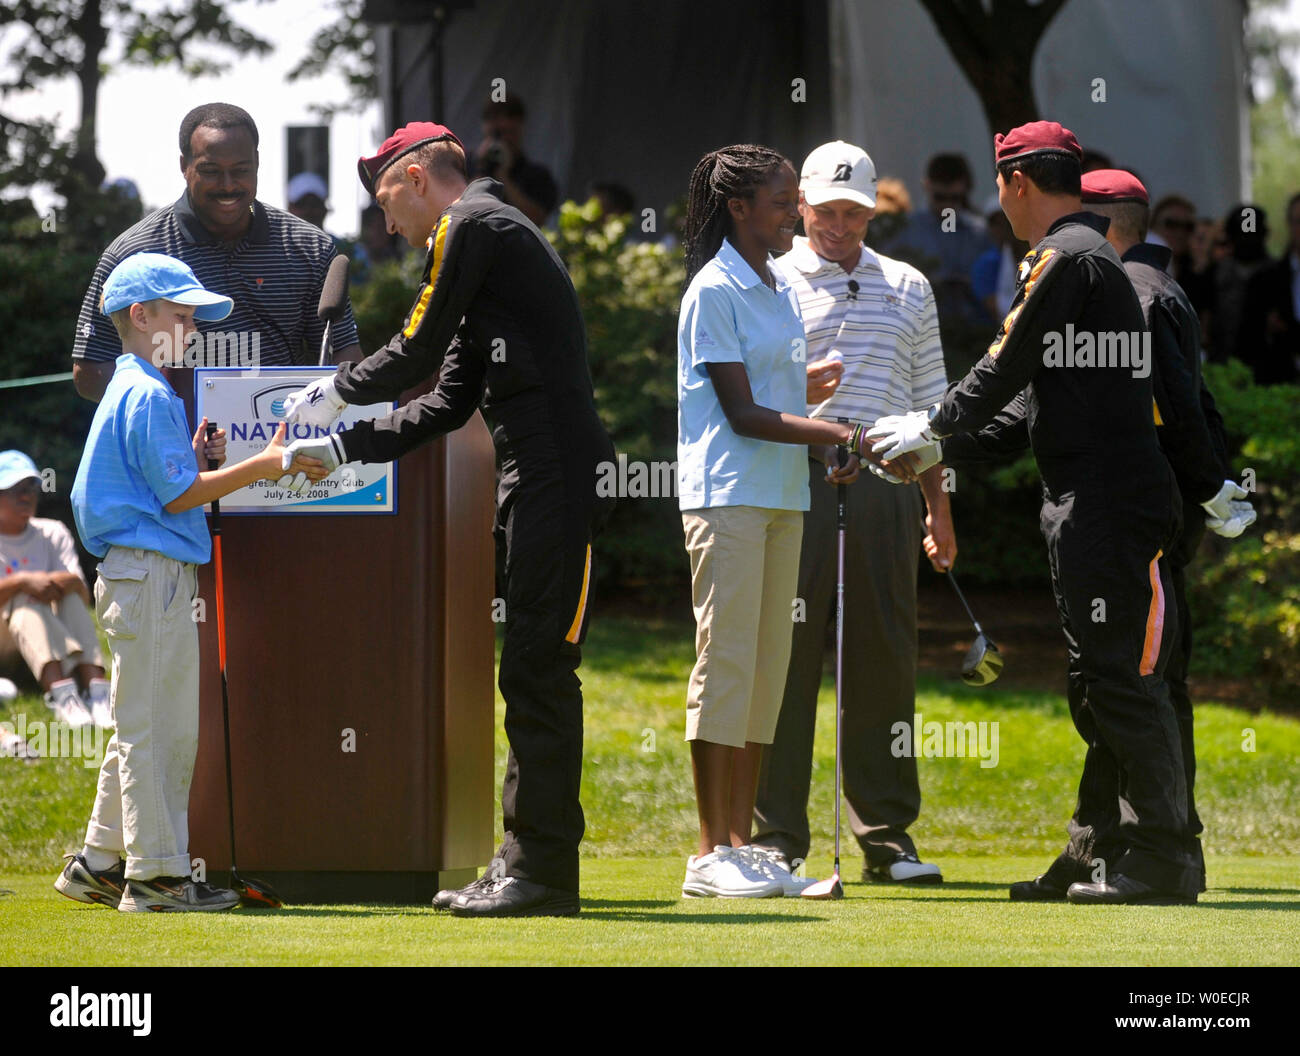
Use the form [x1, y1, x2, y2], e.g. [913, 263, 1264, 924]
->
[676, 145, 876, 899]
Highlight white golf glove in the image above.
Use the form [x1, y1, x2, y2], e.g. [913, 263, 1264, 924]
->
[865, 408, 939, 461]
[866, 460, 908, 484]
[277, 433, 348, 494]
[282, 374, 346, 429]
[1200, 479, 1248, 522]
[909, 438, 944, 475]
[1206, 500, 1256, 539]
[864, 439, 943, 484]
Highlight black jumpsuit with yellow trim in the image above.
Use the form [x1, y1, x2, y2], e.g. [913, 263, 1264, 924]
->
[937, 211, 1198, 892]
[333, 177, 615, 892]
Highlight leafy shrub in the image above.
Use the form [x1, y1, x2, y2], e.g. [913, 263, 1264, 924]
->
[547, 200, 688, 604]
[1187, 362, 1300, 698]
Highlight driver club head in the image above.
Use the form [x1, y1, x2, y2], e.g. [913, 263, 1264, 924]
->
[800, 871, 845, 900]
[232, 870, 283, 909]
[960, 634, 1004, 687]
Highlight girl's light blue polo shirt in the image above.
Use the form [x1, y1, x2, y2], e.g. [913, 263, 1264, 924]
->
[71, 354, 210, 565]
[677, 239, 810, 512]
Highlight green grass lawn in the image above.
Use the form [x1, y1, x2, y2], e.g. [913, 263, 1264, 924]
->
[2, 857, 1296, 966]
[2, 614, 1298, 966]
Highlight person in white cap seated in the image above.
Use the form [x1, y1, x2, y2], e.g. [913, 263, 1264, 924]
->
[751, 140, 955, 885]
[287, 171, 330, 230]
[0, 450, 106, 728]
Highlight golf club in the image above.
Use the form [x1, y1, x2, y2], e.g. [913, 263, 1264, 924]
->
[317, 254, 349, 366]
[206, 424, 283, 909]
[943, 568, 1003, 687]
[802, 444, 849, 900]
[920, 517, 1003, 686]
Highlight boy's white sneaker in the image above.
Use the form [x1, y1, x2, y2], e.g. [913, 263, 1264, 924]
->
[740, 845, 820, 896]
[86, 678, 114, 728]
[45, 679, 92, 728]
[682, 846, 783, 898]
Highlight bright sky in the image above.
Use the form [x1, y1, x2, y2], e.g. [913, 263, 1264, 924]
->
[4, 0, 383, 237]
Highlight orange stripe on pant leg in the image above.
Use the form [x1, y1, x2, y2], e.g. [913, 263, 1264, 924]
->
[1140, 549, 1165, 676]
[565, 544, 592, 644]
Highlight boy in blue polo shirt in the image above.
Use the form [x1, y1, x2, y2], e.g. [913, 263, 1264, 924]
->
[57, 252, 325, 912]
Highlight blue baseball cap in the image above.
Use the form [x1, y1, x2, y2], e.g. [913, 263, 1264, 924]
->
[101, 252, 233, 321]
[0, 451, 40, 491]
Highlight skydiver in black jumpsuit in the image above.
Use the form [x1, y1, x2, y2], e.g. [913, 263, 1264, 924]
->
[283, 123, 614, 917]
[1081, 168, 1256, 899]
[867, 123, 1200, 904]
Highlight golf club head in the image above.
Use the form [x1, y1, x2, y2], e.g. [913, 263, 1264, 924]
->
[960, 634, 1004, 687]
[232, 871, 283, 909]
[800, 871, 844, 900]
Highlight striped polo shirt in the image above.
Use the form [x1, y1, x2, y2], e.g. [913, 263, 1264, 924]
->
[73, 193, 359, 366]
[773, 236, 947, 422]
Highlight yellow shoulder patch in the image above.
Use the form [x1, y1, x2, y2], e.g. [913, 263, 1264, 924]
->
[989, 248, 1058, 359]
[403, 214, 451, 339]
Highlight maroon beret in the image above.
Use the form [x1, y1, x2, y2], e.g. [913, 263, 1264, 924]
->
[994, 121, 1082, 165]
[1080, 168, 1149, 205]
[358, 121, 464, 195]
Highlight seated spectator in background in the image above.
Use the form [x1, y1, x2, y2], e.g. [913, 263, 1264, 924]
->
[288, 171, 354, 258]
[287, 172, 329, 229]
[1210, 203, 1273, 365]
[0, 452, 106, 729]
[970, 194, 1023, 323]
[1238, 191, 1300, 385]
[1182, 216, 1222, 331]
[471, 96, 558, 226]
[590, 181, 634, 220]
[1149, 194, 1197, 280]
[885, 153, 993, 330]
[863, 176, 912, 247]
[351, 203, 403, 284]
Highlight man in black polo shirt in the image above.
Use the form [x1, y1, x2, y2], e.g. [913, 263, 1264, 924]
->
[278, 122, 614, 918]
[72, 103, 360, 402]
[868, 122, 1200, 905]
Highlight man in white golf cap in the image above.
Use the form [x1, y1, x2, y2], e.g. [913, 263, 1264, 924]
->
[752, 140, 956, 884]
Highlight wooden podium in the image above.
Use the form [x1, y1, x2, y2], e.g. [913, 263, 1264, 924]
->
[179, 370, 497, 903]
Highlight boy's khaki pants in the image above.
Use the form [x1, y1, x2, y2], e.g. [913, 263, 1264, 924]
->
[83, 547, 199, 881]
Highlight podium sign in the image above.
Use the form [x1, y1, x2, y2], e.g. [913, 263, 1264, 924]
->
[194, 367, 396, 514]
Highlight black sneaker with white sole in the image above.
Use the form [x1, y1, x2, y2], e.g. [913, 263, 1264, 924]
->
[54, 854, 127, 908]
[864, 852, 943, 884]
[118, 876, 240, 912]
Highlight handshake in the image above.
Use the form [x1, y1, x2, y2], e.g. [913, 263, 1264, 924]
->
[841, 409, 945, 485]
[849, 406, 1260, 542]
[271, 376, 351, 493]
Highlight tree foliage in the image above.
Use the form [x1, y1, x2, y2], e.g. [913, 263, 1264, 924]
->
[915, 0, 1071, 134]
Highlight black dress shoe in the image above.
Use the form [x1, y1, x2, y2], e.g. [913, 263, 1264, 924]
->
[432, 872, 494, 910]
[1009, 874, 1070, 902]
[450, 876, 580, 918]
[1066, 873, 1197, 905]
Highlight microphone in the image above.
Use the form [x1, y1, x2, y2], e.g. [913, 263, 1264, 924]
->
[317, 254, 350, 366]
[846, 279, 860, 302]
[317, 255, 350, 322]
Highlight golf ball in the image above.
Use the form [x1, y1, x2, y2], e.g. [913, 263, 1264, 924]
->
[0, 677, 17, 702]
